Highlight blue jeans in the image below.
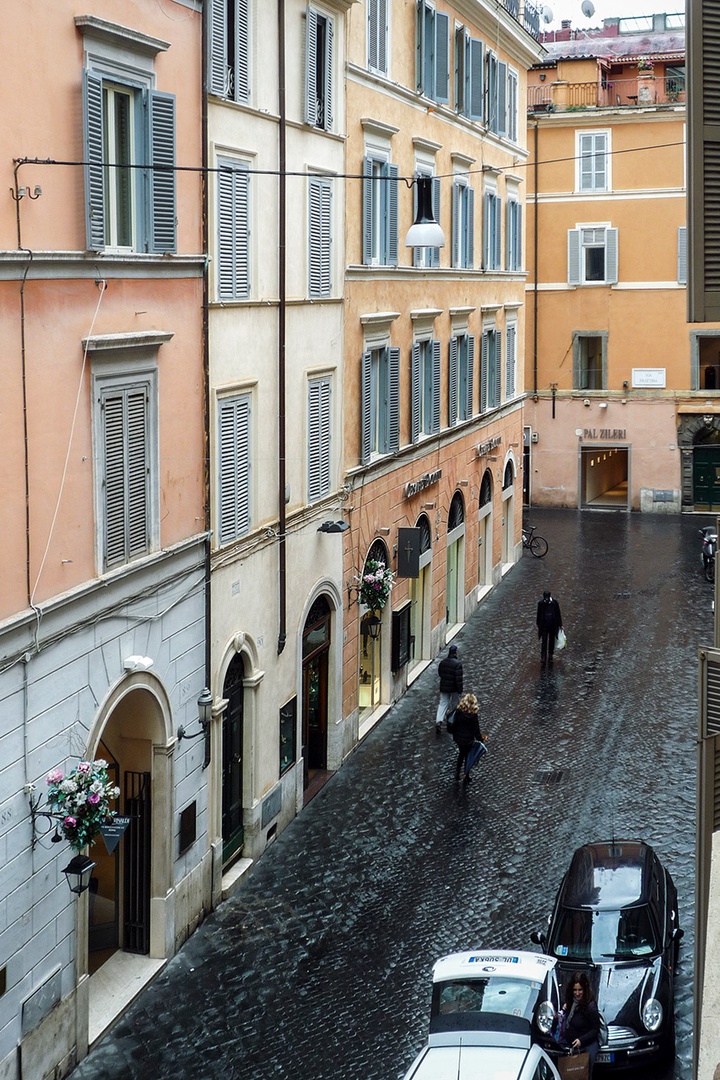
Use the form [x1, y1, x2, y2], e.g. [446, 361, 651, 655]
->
[435, 691, 459, 726]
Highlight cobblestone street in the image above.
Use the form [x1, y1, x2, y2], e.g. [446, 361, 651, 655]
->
[70, 508, 706, 1080]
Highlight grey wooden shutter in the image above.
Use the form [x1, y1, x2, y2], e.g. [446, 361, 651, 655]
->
[455, 27, 466, 113]
[605, 227, 619, 283]
[377, 0, 387, 73]
[308, 378, 331, 501]
[498, 61, 507, 136]
[361, 351, 372, 463]
[126, 389, 150, 558]
[469, 38, 484, 121]
[209, 0, 228, 96]
[362, 156, 374, 264]
[103, 388, 149, 567]
[236, 0, 250, 101]
[388, 347, 400, 453]
[431, 177, 441, 267]
[466, 335, 475, 416]
[148, 90, 176, 253]
[487, 53, 497, 131]
[218, 161, 249, 299]
[103, 394, 126, 567]
[305, 6, 318, 125]
[431, 340, 441, 433]
[466, 187, 475, 268]
[324, 17, 334, 129]
[678, 225, 688, 284]
[480, 332, 488, 412]
[507, 70, 518, 141]
[368, 0, 379, 70]
[452, 184, 460, 267]
[483, 191, 491, 269]
[435, 11, 449, 104]
[387, 163, 399, 265]
[493, 332, 501, 406]
[415, 0, 425, 94]
[579, 133, 594, 190]
[506, 324, 516, 399]
[568, 229, 582, 285]
[308, 177, 331, 297]
[494, 195, 501, 268]
[688, 0, 720, 320]
[449, 337, 458, 426]
[83, 70, 105, 251]
[411, 344, 421, 443]
[219, 397, 250, 544]
[412, 177, 422, 268]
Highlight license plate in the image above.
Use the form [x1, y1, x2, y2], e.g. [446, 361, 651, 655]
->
[596, 1052, 614, 1064]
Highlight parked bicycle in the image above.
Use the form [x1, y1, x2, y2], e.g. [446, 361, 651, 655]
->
[522, 524, 549, 558]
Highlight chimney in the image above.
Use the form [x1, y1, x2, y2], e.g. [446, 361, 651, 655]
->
[561, 19, 571, 28]
[653, 13, 667, 32]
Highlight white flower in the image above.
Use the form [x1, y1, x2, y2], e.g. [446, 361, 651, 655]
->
[74, 792, 87, 806]
[90, 780, 104, 794]
[94, 759, 108, 769]
[59, 779, 78, 794]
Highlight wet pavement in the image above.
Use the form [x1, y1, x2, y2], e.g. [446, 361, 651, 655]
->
[70, 508, 710, 1080]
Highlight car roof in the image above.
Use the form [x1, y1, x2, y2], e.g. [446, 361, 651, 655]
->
[404, 1044, 537, 1080]
[432, 950, 556, 984]
[562, 840, 658, 910]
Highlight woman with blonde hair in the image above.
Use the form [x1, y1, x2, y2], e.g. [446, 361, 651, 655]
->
[451, 693, 485, 784]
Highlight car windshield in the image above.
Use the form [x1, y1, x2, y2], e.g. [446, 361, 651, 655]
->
[549, 906, 659, 961]
[436, 977, 541, 1022]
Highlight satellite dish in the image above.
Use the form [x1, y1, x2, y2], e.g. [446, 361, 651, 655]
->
[580, 0, 595, 17]
[542, 5, 553, 23]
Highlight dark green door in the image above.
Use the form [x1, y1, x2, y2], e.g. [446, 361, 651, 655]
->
[222, 655, 244, 865]
[694, 448, 720, 510]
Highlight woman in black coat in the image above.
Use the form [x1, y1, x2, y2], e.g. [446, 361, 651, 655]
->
[557, 971, 600, 1075]
[451, 693, 483, 784]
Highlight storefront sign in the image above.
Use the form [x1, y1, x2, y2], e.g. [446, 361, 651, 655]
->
[100, 815, 130, 855]
[476, 435, 502, 457]
[404, 469, 441, 499]
[582, 428, 627, 440]
[632, 368, 666, 388]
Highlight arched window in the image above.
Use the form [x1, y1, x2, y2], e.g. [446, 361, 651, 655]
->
[365, 538, 390, 569]
[448, 491, 465, 530]
[479, 470, 493, 508]
[415, 513, 432, 553]
[503, 461, 515, 490]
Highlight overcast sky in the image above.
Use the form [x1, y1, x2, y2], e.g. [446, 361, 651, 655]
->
[542, 0, 684, 30]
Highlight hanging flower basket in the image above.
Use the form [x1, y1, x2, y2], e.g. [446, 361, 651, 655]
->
[46, 760, 120, 852]
[356, 558, 396, 610]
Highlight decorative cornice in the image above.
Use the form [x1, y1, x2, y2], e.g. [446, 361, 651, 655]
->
[74, 15, 170, 56]
[82, 331, 174, 353]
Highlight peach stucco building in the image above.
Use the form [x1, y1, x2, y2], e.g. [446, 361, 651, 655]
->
[341, 0, 543, 735]
[525, 11, 720, 513]
[0, 3, 207, 1077]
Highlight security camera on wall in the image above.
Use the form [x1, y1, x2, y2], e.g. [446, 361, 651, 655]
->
[581, 0, 595, 17]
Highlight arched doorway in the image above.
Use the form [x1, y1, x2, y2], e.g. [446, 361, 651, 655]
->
[446, 492, 466, 631]
[410, 514, 432, 673]
[502, 460, 515, 565]
[358, 539, 390, 722]
[302, 594, 331, 787]
[478, 470, 494, 589]
[678, 415, 720, 510]
[222, 654, 245, 866]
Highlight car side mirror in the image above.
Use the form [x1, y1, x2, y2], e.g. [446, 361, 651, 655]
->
[530, 930, 546, 946]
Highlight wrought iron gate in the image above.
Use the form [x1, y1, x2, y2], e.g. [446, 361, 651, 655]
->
[123, 770, 151, 954]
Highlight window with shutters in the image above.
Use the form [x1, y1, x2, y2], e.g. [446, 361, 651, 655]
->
[455, 26, 483, 121]
[411, 340, 440, 441]
[308, 377, 332, 502]
[480, 328, 501, 412]
[678, 226, 687, 285]
[362, 155, 399, 266]
[413, 169, 441, 269]
[305, 6, 334, 131]
[217, 158, 250, 301]
[209, 0, 250, 102]
[572, 332, 607, 390]
[483, 188, 502, 270]
[308, 176, 332, 297]
[218, 395, 251, 544]
[93, 368, 158, 572]
[568, 225, 618, 286]
[82, 71, 176, 254]
[506, 194, 522, 270]
[486, 51, 506, 136]
[505, 323, 517, 400]
[506, 68, 518, 143]
[452, 180, 474, 269]
[361, 346, 400, 462]
[416, 0, 449, 104]
[368, 0, 389, 75]
[449, 334, 474, 425]
[576, 130, 610, 193]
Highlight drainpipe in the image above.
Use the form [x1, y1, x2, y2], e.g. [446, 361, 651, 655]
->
[532, 120, 539, 399]
[201, 0, 211, 688]
[277, 0, 287, 655]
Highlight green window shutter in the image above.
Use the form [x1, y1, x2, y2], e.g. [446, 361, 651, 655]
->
[435, 11, 449, 104]
[469, 38, 484, 121]
[83, 69, 105, 251]
[148, 90, 176, 253]
[605, 227, 619, 283]
[361, 352, 372, 463]
[449, 337, 458, 426]
[678, 225, 688, 284]
[568, 228, 582, 285]
[388, 347, 400, 453]
[308, 378, 331, 501]
[219, 397, 250, 544]
[432, 340, 441, 433]
[305, 6, 318, 125]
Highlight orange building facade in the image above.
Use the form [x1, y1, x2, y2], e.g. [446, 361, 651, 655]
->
[525, 11, 720, 513]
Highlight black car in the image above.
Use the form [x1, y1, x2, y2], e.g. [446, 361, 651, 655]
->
[530, 840, 683, 1070]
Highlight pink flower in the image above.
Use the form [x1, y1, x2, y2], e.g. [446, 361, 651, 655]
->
[63, 816, 77, 829]
[46, 769, 64, 784]
[87, 793, 101, 806]
[77, 761, 92, 774]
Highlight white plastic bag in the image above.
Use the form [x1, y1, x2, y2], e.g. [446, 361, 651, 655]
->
[556, 628, 567, 652]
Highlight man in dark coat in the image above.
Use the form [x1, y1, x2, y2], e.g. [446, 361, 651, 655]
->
[436, 644, 463, 732]
[537, 590, 563, 665]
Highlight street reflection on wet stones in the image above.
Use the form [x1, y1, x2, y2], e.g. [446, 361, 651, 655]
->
[71, 509, 706, 1080]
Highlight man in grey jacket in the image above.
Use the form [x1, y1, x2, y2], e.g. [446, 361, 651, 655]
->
[435, 644, 464, 733]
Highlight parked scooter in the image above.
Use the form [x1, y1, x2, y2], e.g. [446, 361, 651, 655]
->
[700, 526, 717, 583]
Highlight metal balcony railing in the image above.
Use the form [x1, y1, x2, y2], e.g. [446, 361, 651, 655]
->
[498, 0, 542, 41]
